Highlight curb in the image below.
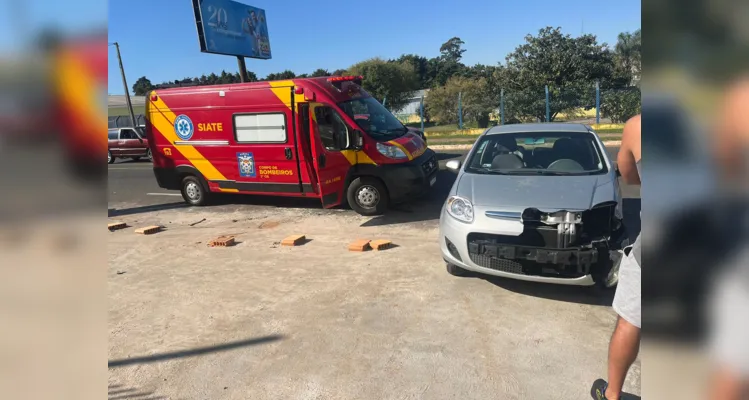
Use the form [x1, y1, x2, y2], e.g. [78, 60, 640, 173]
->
[430, 140, 622, 151]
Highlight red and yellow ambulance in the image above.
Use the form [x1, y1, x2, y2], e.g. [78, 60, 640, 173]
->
[145, 76, 438, 215]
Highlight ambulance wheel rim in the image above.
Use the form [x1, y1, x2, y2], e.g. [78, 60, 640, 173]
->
[185, 182, 201, 201]
[356, 186, 379, 208]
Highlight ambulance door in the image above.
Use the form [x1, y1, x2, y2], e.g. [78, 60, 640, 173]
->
[308, 103, 352, 207]
[230, 105, 303, 194]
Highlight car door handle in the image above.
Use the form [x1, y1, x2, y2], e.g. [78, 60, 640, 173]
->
[318, 154, 326, 168]
[284, 148, 292, 160]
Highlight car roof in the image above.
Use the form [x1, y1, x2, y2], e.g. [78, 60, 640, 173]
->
[484, 123, 591, 135]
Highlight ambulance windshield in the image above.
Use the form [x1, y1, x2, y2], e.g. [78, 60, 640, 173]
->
[338, 97, 407, 140]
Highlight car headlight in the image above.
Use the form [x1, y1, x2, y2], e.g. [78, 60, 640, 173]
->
[376, 142, 408, 159]
[446, 196, 474, 223]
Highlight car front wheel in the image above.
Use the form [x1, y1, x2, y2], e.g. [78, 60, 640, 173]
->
[108, 151, 115, 164]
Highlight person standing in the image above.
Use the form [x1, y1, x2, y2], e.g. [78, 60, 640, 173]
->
[591, 114, 641, 400]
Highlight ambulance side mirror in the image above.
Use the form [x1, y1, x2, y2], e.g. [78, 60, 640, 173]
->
[352, 130, 364, 150]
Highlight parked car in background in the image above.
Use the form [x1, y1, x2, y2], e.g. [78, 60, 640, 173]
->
[108, 127, 151, 163]
[439, 123, 628, 288]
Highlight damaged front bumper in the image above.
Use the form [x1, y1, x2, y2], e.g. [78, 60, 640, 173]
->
[440, 202, 628, 287]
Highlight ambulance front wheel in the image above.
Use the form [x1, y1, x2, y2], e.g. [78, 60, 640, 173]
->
[347, 177, 389, 216]
[181, 176, 209, 206]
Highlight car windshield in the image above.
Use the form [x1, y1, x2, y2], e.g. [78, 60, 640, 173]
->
[465, 131, 607, 176]
[337, 97, 407, 140]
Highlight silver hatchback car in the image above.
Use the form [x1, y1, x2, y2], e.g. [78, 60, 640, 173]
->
[439, 123, 629, 287]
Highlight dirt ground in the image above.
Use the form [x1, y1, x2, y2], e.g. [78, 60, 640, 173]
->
[108, 203, 641, 400]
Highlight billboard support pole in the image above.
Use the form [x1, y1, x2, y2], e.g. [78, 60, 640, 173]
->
[237, 56, 248, 82]
[113, 42, 137, 128]
[595, 81, 600, 125]
[420, 96, 424, 132]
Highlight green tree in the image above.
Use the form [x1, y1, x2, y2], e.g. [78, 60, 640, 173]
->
[600, 88, 641, 123]
[332, 69, 346, 76]
[310, 68, 330, 77]
[425, 76, 494, 128]
[346, 58, 419, 112]
[265, 70, 296, 80]
[614, 29, 641, 86]
[500, 27, 615, 121]
[430, 37, 468, 87]
[132, 76, 154, 96]
[394, 54, 430, 88]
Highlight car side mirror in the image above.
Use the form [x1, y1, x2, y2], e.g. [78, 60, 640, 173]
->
[351, 130, 364, 150]
[446, 160, 461, 172]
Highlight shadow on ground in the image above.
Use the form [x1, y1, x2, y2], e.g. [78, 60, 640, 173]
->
[108, 334, 284, 368]
[109, 202, 187, 218]
[107, 383, 168, 400]
[477, 274, 616, 306]
[360, 170, 457, 227]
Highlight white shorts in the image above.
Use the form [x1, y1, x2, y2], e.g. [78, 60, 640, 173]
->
[612, 243, 641, 329]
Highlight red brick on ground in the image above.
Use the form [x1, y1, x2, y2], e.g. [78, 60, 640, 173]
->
[348, 239, 371, 252]
[134, 226, 161, 235]
[209, 235, 236, 247]
[281, 235, 306, 246]
[108, 222, 127, 232]
[370, 240, 393, 251]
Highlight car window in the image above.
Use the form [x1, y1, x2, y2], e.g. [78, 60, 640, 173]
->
[120, 129, 136, 139]
[108, 129, 118, 140]
[465, 131, 606, 176]
[314, 106, 349, 151]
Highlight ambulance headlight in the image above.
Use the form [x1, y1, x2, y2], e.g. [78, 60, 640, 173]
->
[376, 142, 408, 159]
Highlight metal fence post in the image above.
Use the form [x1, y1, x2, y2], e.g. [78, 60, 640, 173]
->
[545, 85, 550, 122]
[458, 92, 463, 129]
[595, 81, 600, 125]
[420, 96, 424, 131]
[500, 88, 505, 125]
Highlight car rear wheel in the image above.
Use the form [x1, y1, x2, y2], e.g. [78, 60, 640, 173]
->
[108, 151, 115, 164]
[446, 263, 469, 277]
[181, 176, 209, 206]
[347, 177, 389, 216]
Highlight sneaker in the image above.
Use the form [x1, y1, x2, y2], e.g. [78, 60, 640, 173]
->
[590, 378, 609, 399]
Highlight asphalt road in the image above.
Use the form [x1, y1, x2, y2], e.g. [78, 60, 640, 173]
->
[109, 147, 638, 206]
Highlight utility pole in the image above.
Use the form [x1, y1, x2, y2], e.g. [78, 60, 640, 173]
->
[112, 42, 137, 128]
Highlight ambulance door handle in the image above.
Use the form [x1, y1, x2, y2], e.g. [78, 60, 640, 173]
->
[284, 147, 292, 160]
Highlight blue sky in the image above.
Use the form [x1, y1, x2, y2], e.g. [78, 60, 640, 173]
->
[108, 0, 640, 95]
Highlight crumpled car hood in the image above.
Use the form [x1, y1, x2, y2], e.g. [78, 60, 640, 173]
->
[455, 173, 616, 211]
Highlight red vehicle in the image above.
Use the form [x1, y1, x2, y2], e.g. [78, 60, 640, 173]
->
[145, 76, 438, 215]
[108, 127, 151, 163]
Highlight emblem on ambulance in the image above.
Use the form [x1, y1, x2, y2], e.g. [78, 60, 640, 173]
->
[237, 152, 256, 178]
[174, 114, 194, 140]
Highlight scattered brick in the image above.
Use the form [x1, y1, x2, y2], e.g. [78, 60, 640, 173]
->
[370, 240, 394, 251]
[108, 222, 127, 232]
[348, 239, 371, 252]
[134, 226, 161, 235]
[281, 235, 306, 246]
[208, 235, 236, 247]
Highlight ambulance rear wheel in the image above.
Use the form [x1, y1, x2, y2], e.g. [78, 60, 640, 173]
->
[347, 177, 388, 216]
[181, 176, 209, 206]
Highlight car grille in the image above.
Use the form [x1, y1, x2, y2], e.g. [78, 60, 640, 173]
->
[422, 155, 437, 175]
[469, 253, 524, 274]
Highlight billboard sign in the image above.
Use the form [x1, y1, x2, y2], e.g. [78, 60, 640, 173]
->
[192, 0, 271, 59]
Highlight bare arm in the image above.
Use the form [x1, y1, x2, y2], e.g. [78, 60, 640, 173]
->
[617, 114, 641, 185]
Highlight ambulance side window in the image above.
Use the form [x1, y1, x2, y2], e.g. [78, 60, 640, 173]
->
[314, 106, 349, 151]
